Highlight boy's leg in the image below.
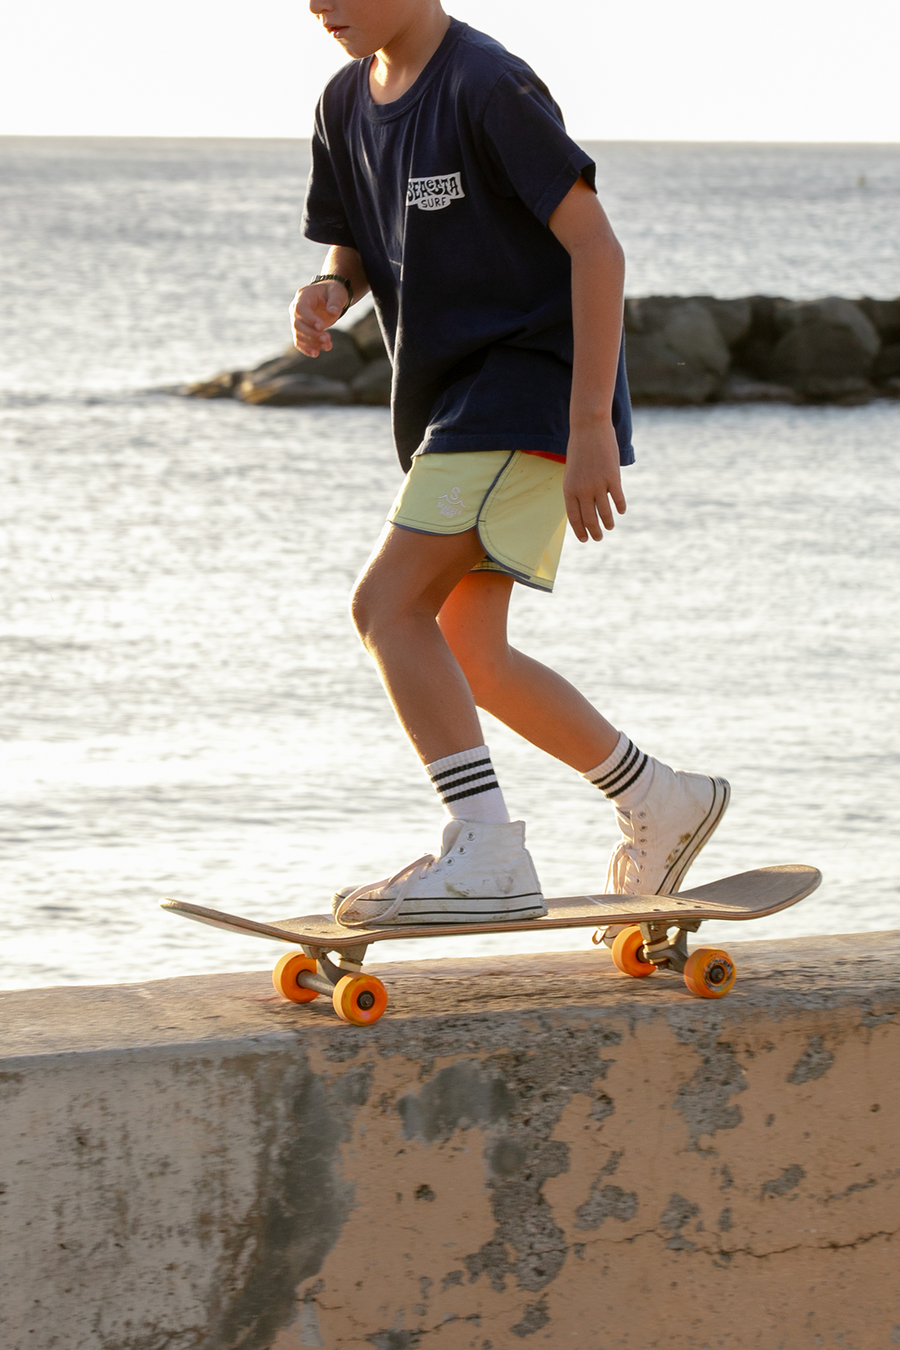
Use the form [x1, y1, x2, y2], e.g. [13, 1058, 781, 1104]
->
[334, 522, 545, 927]
[437, 571, 621, 771]
[349, 522, 487, 764]
[438, 571, 730, 897]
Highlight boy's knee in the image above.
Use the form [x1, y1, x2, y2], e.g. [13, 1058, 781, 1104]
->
[350, 567, 410, 643]
[349, 571, 380, 643]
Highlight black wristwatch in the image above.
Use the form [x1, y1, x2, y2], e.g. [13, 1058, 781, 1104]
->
[311, 273, 354, 317]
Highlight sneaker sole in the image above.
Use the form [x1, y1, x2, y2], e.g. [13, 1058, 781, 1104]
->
[332, 892, 547, 926]
[657, 775, 731, 895]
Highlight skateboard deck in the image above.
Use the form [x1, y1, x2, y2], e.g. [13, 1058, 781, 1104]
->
[162, 865, 821, 1019]
[161, 864, 820, 953]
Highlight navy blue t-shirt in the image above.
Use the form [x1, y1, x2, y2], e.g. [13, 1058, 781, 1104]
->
[303, 19, 634, 474]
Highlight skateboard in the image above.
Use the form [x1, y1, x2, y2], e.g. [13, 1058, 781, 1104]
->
[161, 863, 821, 1026]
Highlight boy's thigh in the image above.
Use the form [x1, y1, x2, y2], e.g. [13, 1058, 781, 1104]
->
[355, 519, 486, 616]
[438, 570, 515, 664]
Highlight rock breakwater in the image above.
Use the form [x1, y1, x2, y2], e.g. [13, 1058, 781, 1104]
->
[175, 295, 900, 409]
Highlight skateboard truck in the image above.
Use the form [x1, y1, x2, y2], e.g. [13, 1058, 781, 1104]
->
[638, 918, 700, 973]
[597, 917, 738, 995]
[271, 942, 388, 1025]
[594, 918, 700, 964]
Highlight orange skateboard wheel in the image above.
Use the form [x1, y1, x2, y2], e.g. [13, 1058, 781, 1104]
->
[683, 947, 736, 998]
[611, 925, 657, 978]
[272, 951, 319, 1003]
[333, 973, 388, 1026]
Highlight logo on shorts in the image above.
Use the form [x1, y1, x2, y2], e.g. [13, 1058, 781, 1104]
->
[407, 172, 465, 212]
[437, 487, 465, 519]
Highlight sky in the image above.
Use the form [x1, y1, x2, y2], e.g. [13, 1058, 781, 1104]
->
[2, 0, 899, 142]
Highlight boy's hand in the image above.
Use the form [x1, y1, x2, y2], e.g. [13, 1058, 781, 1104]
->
[563, 420, 627, 543]
[289, 280, 349, 357]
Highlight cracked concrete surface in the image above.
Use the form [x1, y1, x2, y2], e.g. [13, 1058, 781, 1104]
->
[1, 930, 898, 1348]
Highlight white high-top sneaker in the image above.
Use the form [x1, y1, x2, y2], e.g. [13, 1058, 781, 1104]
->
[606, 764, 731, 897]
[333, 820, 546, 928]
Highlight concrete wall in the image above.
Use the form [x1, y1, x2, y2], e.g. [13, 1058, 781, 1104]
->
[1, 931, 898, 1350]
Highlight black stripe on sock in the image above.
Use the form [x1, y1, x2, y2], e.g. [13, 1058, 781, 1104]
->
[442, 779, 501, 805]
[592, 742, 641, 795]
[589, 738, 634, 788]
[434, 768, 496, 798]
[607, 752, 649, 799]
[430, 757, 492, 783]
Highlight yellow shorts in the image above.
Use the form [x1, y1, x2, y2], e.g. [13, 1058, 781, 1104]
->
[388, 451, 567, 593]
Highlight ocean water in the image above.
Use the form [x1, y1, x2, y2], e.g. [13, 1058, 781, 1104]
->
[1, 138, 899, 990]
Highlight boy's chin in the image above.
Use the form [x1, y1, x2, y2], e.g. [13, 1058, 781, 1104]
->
[333, 33, 379, 60]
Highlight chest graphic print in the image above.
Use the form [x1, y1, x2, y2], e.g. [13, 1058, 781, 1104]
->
[407, 172, 465, 211]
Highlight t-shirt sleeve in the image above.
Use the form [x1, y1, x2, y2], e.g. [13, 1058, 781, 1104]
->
[480, 70, 596, 227]
[301, 95, 358, 250]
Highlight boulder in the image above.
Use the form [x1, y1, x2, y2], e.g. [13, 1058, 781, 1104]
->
[236, 373, 353, 407]
[719, 374, 799, 404]
[351, 357, 392, 406]
[694, 297, 753, 348]
[857, 297, 900, 344]
[873, 343, 900, 384]
[624, 298, 730, 404]
[729, 295, 786, 379]
[768, 298, 880, 395]
[796, 375, 875, 405]
[183, 370, 242, 399]
[349, 307, 388, 362]
[245, 330, 364, 386]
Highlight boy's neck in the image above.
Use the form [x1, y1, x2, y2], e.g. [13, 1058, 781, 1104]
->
[369, 4, 451, 106]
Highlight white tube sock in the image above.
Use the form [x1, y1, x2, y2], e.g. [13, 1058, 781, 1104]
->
[426, 745, 511, 824]
[583, 731, 655, 811]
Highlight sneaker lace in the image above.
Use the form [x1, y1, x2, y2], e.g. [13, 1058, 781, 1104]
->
[609, 842, 643, 895]
[609, 809, 647, 896]
[334, 853, 435, 928]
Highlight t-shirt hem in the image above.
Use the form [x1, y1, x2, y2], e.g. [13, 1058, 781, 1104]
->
[302, 222, 359, 250]
[417, 431, 568, 456]
[417, 434, 636, 466]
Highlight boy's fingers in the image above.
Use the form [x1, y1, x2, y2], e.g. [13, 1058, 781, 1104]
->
[584, 501, 603, 541]
[290, 293, 340, 354]
[291, 325, 322, 354]
[565, 483, 626, 542]
[290, 313, 332, 355]
[293, 332, 333, 356]
[566, 493, 601, 543]
[564, 494, 586, 543]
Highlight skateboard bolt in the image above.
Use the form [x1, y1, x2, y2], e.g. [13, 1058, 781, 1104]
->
[707, 963, 728, 985]
[357, 990, 376, 1011]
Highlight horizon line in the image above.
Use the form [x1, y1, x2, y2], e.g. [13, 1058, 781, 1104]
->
[2, 133, 899, 148]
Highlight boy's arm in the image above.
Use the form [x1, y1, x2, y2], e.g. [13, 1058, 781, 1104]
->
[290, 246, 371, 357]
[548, 178, 627, 542]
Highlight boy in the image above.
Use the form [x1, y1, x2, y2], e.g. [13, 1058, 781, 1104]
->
[291, 0, 729, 928]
